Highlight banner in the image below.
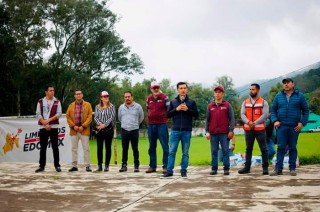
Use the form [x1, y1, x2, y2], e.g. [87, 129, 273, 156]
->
[0, 116, 84, 164]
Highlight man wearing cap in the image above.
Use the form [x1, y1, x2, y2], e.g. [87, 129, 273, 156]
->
[66, 89, 93, 172]
[238, 83, 269, 175]
[270, 78, 309, 176]
[162, 82, 199, 178]
[205, 85, 235, 175]
[145, 82, 170, 174]
[118, 91, 144, 172]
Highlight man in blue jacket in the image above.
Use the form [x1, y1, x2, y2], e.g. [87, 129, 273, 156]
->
[270, 78, 309, 176]
[161, 82, 199, 178]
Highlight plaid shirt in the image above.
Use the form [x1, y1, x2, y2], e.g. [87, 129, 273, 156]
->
[74, 100, 83, 126]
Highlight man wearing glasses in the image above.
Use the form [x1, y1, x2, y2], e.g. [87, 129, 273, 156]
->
[66, 89, 93, 172]
[145, 82, 170, 174]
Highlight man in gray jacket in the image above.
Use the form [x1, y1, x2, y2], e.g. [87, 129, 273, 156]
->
[118, 91, 144, 172]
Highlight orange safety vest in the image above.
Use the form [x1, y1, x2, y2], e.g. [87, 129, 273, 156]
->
[243, 97, 265, 131]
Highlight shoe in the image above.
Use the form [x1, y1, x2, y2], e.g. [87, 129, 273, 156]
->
[181, 172, 187, 178]
[55, 166, 61, 172]
[96, 165, 102, 172]
[119, 165, 127, 172]
[210, 170, 217, 175]
[263, 169, 269, 175]
[104, 165, 109, 172]
[35, 167, 44, 173]
[68, 167, 78, 172]
[160, 173, 173, 178]
[270, 169, 283, 176]
[86, 166, 92, 172]
[145, 168, 156, 173]
[224, 170, 230, 175]
[290, 169, 297, 176]
[163, 167, 167, 174]
[134, 167, 140, 172]
[238, 167, 250, 174]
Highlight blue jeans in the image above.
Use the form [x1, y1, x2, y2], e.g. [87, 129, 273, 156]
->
[167, 130, 191, 175]
[211, 134, 230, 170]
[276, 125, 299, 171]
[218, 149, 234, 162]
[266, 137, 276, 161]
[147, 124, 169, 169]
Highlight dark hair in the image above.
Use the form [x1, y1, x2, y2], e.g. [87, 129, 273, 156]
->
[124, 91, 133, 96]
[176, 82, 188, 89]
[251, 83, 260, 90]
[45, 85, 54, 91]
[75, 89, 82, 93]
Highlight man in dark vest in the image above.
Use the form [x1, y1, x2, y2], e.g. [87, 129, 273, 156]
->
[205, 85, 235, 175]
[35, 85, 62, 173]
[145, 82, 170, 174]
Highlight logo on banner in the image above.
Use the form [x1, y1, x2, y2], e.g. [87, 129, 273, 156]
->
[23, 127, 66, 152]
[2, 128, 22, 154]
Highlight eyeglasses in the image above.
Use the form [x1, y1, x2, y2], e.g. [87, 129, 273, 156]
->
[152, 87, 160, 90]
[75, 93, 82, 95]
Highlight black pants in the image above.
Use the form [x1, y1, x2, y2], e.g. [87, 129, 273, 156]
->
[96, 128, 113, 166]
[121, 129, 139, 167]
[244, 130, 268, 169]
[39, 128, 60, 168]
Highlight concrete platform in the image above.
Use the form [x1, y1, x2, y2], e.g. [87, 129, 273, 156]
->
[0, 163, 319, 211]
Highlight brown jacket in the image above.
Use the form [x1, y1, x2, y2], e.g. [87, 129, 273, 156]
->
[66, 101, 93, 136]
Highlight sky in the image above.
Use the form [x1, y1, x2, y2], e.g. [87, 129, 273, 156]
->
[109, 0, 320, 87]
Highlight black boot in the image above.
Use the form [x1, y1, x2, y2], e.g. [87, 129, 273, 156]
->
[96, 164, 102, 172]
[119, 164, 127, 172]
[104, 165, 109, 172]
[238, 167, 250, 174]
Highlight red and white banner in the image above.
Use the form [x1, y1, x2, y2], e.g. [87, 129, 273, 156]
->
[0, 116, 82, 164]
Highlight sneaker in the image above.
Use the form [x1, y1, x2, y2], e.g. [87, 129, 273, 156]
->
[104, 165, 109, 172]
[145, 168, 156, 173]
[55, 166, 61, 172]
[134, 167, 140, 172]
[270, 169, 283, 176]
[119, 165, 127, 172]
[224, 170, 230, 175]
[35, 167, 44, 173]
[160, 173, 173, 178]
[290, 169, 297, 176]
[68, 167, 78, 172]
[210, 170, 217, 175]
[238, 168, 250, 174]
[162, 167, 167, 174]
[262, 169, 269, 175]
[86, 166, 92, 172]
[181, 172, 187, 178]
[96, 165, 102, 172]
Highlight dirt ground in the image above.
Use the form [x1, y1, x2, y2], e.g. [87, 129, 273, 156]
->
[0, 163, 320, 211]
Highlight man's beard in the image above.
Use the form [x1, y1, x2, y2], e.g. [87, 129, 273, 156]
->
[250, 93, 257, 98]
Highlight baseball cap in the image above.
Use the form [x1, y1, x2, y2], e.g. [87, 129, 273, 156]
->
[214, 85, 224, 92]
[282, 78, 293, 83]
[150, 82, 160, 89]
[100, 91, 109, 97]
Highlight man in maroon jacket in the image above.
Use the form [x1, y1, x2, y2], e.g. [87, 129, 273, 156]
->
[145, 82, 170, 174]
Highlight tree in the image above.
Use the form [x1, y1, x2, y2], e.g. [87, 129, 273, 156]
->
[267, 82, 283, 106]
[46, 0, 144, 104]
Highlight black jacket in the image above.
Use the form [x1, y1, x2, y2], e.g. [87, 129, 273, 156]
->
[167, 95, 199, 131]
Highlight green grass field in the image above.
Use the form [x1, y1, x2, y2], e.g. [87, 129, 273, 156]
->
[89, 133, 320, 166]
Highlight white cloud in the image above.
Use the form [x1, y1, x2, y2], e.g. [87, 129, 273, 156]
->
[109, 0, 320, 87]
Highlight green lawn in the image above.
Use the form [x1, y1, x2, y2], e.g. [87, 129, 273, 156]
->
[89, 133, 320, 166]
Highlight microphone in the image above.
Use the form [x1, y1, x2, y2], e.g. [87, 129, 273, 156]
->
[180, 96, 185, 104]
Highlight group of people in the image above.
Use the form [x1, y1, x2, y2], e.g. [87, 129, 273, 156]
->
[35, 78, 309, 178]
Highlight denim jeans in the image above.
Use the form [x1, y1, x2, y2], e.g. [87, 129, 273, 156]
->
[244, 130, 268, 170]
[218, 149, 234, 162]
[276, 125, 299, 171]
[167, 130, 191, 175]
[266, 137, 276, 161]
[147, 124, 169, 169]
[211, 134, 230, 171]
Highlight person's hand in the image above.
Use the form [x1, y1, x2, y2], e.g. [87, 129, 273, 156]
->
[78, 126, 84, 133]
[230, 144, 235, 151]
[74, 126, 79, 131]
[42, 119, 49, 125]
[228, 131, 234, 140]
[294, 122, 303, 132]
[247, 121, 254, 128]
[206, 133, 210, 140]
[180, 103, 188, 111]
[44, 124, 51, 131]
[274, 121, 280, 128]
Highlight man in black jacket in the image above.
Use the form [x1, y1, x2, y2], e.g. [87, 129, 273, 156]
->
[161, 82, 199, 178]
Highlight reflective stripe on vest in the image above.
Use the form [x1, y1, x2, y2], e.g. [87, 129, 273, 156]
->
[243, 97, 265, 131]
